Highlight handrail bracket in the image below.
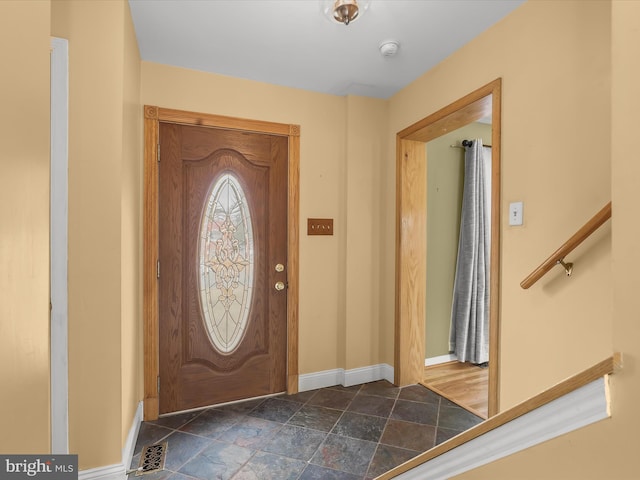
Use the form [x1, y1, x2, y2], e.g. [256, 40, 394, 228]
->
[557, 259, 573, 277]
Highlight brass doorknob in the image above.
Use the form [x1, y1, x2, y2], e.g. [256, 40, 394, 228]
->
[275, 281, 285, 291]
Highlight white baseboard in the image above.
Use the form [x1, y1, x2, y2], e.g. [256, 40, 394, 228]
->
[393, 376, 611, 480]
[425, 354, 457, 366]
[298, 368, 343, 391]
[299, 363, 394, 392]
[122, 401, 144, 470]
[79, 401, 143, 480]
[78, 463, 125, 480]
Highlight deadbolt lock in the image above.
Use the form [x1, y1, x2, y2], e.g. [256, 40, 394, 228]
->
[275, 263, 285, 272]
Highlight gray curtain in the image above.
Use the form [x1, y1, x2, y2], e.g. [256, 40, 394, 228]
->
[449, 140, 491, 364]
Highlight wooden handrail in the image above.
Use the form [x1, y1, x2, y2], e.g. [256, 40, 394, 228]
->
[376, 354, 620, 479]
[520, 202, 612, 289]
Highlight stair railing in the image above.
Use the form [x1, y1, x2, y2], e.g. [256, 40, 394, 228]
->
[376, 354, 620, 479]
[520, 202, 612, 289]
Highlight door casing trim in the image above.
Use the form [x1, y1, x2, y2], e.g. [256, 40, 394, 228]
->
[143, 106, 300, 420]
[50, 36, 69, 453]
[394, 79, 501, 417]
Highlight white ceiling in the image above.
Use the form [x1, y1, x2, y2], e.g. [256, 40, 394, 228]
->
[128, 0, 525, 99]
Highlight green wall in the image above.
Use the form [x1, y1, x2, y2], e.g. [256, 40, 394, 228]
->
[425, 122, 492, 360]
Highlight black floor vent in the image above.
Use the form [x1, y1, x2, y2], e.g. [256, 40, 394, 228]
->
[136, 442, 167, 476]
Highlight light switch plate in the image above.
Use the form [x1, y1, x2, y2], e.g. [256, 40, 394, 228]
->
[509, 202, 523, 226]
[307, 218, 334, 235]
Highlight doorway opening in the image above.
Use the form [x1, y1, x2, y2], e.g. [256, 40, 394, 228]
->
[395, 79, 501, 417]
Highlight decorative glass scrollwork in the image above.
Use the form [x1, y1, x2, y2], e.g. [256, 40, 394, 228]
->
[198, 173, 254, 354]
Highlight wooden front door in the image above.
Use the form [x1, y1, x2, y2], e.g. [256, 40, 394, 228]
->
[158, 123, 288, 414]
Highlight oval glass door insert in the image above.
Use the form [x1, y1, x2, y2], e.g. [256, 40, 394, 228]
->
[198, 173, 254, 354]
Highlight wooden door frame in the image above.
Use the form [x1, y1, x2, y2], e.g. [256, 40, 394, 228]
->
[394, 79, 501, 417]
[143, 106, 300, 420]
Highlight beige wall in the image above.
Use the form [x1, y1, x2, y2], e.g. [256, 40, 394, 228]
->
[345, 96, 388, 369]
[609, 0, 640, 471]
[120, 0, 143, 448]
[51, 0, 141, 469]
[0, 0, 51, 453]
[453, 1, 640, 478]
[425, 122, 492, 359]
[141, 64, 388, 374]
[387, 0, 612, 407]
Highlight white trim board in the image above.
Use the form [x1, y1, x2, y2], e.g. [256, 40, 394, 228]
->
[121, 402, 144, 473]
[50, 36, 69, 455]
[79, 401, 143, 480]
[298, 363, 394, 392]
[393, 376, 611, 480]
[78, 463, 124, 480]
[425, 354, 457, 366]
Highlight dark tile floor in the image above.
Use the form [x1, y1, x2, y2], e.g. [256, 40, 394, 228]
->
[129, 380, 483, 480]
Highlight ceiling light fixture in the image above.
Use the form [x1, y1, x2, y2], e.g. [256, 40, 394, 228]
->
[333, 0, 359, 25]
[324, 0, 370, 26]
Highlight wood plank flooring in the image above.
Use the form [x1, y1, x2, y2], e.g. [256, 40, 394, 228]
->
[421, 361, 488, 419]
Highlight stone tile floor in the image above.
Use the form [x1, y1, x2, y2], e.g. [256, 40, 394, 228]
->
[129, 380, 483, 480]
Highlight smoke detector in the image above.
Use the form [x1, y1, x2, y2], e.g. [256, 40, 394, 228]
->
[379, 40, 400, 57]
